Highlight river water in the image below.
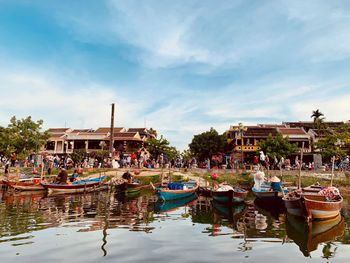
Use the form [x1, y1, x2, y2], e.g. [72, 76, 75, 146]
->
[0, 188, 349, 263]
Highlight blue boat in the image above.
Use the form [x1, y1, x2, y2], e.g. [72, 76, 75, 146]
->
[252, 182, 287, 199]
[153, 181, 199, 201]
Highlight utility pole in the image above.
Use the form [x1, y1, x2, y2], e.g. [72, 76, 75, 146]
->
[109, 103, 115, 158]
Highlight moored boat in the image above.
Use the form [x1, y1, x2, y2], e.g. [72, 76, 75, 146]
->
[212, 184, 247, 205]
[252, 171, 286, 200]
[153, 180, 199, 201]
[5, 177, 45, 191]
[303, 189, 343, 221]
[283, 189, 305, 217]
[41, 176, 106, 194]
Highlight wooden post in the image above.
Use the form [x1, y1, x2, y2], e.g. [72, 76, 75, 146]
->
[298, 142, 305, 189]
[331, 156, 335, 187]
[109, 103, 115, 158]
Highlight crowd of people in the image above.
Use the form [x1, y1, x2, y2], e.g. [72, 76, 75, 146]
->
[2, 150, 349, 177]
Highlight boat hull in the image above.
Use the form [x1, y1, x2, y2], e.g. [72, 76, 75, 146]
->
[304, 195, 343, 220]
[283, 197, 305, 217]
[41, 177, 105, 194]
[212, 188, 247, 205]
[156, 184, 198, 201]
[5, 180, 45, 191]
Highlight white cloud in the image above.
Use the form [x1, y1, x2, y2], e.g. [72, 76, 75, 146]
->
[0, 69, 147, 130]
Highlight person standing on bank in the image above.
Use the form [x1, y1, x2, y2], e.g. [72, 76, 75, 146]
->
[10, 152, 16, 167]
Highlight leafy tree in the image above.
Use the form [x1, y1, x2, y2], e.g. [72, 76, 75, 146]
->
[71, 149, 87, 164]
[258, 133, 298, 160]
[164, 146, 179, 161]
[145, 135, 177, 160]
[189, 128, 226, 161]
[316, 133, 345, 161]
[315, 123, 350, 161]
[0, 116, 49, 159]
[181, 149, 193, 162]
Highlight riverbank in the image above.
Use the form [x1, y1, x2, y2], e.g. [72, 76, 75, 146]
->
[2, 167, 350, 196]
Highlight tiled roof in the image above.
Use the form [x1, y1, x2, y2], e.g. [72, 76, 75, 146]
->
[113, 132, 138, 138]
[113, 137, 142, 141]
[244, 127, 278, 137]
[48, 128, 69, 133]
[95, 127, 124, 133]
[258, 124, 287, 128]
[71, 129, 93, 133]
[278, 127, 307, 135]
[127, 128, 147, 133]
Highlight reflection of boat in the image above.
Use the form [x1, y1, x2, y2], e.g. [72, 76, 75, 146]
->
[254, 196, 285, 219]
[286, 213, 345, 257]
[41, 176, 106, 194]
[153, 181, 198, 201]
[212, 201, 246, 223]
[155, 194, 197, 213]
[212, 185, 247, 205]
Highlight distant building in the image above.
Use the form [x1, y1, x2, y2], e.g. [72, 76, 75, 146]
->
[226, 121, 350, 165]
[45, 127, 156, 155]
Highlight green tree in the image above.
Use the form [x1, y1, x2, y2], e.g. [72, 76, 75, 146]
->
[189, 128, 226, 161]
[0, 126, 13, 155]
[71, 149, 87, 164]
[0, 116, 49, 159]
[181, 149, 193, 162]
[258, 133, 298, 160]
[315, 123, 350, 161]
[145, 135, 177, 160]
[311, 109, 326, 130]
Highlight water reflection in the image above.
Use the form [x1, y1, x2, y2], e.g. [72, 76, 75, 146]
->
[0, 188, 349, 262]
[286, 213, 345, 257]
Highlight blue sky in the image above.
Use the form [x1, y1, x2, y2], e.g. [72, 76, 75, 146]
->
[0, 0, 350, 150]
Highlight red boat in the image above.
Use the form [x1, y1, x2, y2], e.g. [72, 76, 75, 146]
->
[5, 177, 45, 191]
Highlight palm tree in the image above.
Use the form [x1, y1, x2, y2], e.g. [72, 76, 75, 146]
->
[311, 109, 324, 122]
[311, 109, 325, 130]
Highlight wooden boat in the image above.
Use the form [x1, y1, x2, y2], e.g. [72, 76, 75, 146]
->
[212, 185, 247, 205]
[41, 176, 106, 194]
[5, 177, 45, 191]
[252, 183, 285, 199]
[116, 180, 150, 194]
[286, 213, 345, 257]
[283, 188, 306, 217]
[153, 180, 199, 201]
[303, 193, 343, 221]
